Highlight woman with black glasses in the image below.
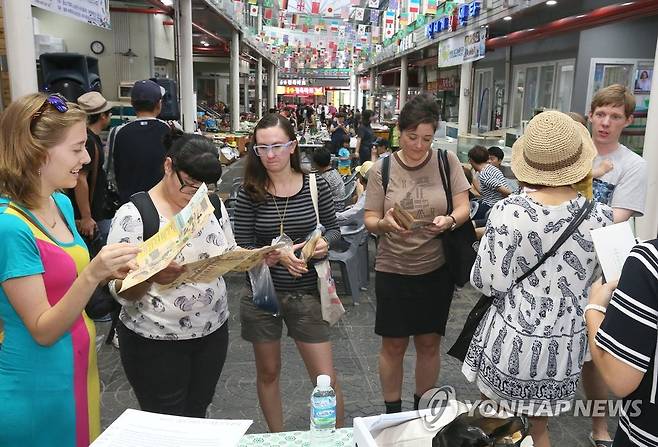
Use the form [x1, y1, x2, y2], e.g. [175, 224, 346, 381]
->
[107, 131, 235, 418]
[233, 113, 344, 432]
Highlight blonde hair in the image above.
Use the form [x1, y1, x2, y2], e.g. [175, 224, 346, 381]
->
[0, 93, 87, 209]
[590, 84, 636, 118]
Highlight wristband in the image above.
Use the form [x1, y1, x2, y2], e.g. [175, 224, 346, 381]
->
[584, 304, 607, 323]
[447, 215, 457, 231]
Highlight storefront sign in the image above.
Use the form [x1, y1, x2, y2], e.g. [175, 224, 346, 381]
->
[438, 29, 486, 67]
[437, 77, 456, 91]
[426, 1, 480, 39]
[280, 79, 309, 86]
[398, 33, 415, 54]
[32, 0, 111, 29]
[277, 86, 325, 96]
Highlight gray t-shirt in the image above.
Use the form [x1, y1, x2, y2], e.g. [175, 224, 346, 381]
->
[593, 144, 647, 216]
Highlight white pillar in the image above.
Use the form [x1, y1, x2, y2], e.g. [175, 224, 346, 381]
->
[399, 55, 408, 111]
[243, 74, 249, 114]
[256, 57, 263, 119]
[636, 37, 658, 241]
[350, 72, 357, 108]
[369, 68, 376, 110]
[458, 62, 473, 136]
[268, 63, 276, 110]
[273, 70, 278, 108]
[230, 30, 240, 132]
[3, 0, 38, 99]
[178, 0, 195, 132]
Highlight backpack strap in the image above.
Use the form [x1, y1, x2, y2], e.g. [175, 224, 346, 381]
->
[382, 154, 391, 193]
[208, 192, 223, 221]
[130, 192, 160, 242]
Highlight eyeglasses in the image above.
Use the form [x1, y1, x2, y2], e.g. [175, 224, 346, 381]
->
[31, 94, 69, 129]
[253, 141, 295, 157]
[175, 170, 204, 195]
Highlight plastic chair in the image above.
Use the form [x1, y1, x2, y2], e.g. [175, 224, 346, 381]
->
[336, 178, 358, 210]
[329, 225, 369, 305]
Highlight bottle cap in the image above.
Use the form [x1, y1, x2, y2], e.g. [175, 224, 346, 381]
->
[317, 374, 331, 388]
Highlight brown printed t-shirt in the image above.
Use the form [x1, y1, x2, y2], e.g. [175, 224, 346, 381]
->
[365, 150, 470, 275]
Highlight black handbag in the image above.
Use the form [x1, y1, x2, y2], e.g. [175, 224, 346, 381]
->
[437, 150, 477, 287]
[447, 198, 595, 362]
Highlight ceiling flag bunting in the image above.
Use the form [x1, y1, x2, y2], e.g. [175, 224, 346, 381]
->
[370, 9, 380, 23]
[367, 0, 379, 8]
[408, 0, 420, 14]
[311, 0, 320, 13]
[358, 24, 367, 35]
[424, 0, 437, 16]
[250, 5, 259, 16]
[264, 7, 273, 19]
[248, 0, 258, 5]
[353, 7, 365, 20]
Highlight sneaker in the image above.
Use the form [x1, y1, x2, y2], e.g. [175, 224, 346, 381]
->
[111, 332, 120, 349]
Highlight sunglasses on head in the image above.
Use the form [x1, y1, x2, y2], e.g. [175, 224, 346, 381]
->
[31, 93, 69, 129]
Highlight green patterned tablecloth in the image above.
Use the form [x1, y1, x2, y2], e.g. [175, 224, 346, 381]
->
[239, 428, 353, 446]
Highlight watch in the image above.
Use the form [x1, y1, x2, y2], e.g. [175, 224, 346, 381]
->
[90, 40, 105, 55]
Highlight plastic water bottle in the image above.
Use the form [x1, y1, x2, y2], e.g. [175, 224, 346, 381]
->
[310, 374, 336, 446]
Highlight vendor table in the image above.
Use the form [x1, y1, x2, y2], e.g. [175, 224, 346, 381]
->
[239, 427, 353, 446]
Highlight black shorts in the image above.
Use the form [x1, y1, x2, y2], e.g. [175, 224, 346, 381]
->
[375, 266, 454, 337]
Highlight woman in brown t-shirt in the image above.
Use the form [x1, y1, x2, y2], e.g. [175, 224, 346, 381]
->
[364, 94, 471, 413]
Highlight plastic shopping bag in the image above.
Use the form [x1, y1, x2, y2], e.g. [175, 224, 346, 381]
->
[248, 261, 280, 316]
[314, 259, 345, 326]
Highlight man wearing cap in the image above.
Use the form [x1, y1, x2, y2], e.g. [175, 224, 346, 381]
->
[72, 91, 113, 244]
[108, 79, 171, 204]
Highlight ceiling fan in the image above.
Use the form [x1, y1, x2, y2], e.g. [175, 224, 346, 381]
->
[116, 48, 139, 58]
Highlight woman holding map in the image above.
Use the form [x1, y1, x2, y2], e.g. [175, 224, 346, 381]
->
[107, 131, 235, 418]
[233, 113, 344, 432]
[364, 93, 471, 414]
[0, 93, 139, 446]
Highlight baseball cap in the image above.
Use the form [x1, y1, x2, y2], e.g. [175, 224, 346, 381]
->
[131, 79, 165, 103]
[77, 91, 112, 115]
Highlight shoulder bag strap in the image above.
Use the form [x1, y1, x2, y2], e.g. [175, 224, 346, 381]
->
[515, 199, 594, 285]
[309, 173, 320, 226]
[208, 192, 223, 221]
[88, 137, 100, 202]
[381, 154, 391, 193]
[437, 150, 454, 215]
[129, 191, 160, 241]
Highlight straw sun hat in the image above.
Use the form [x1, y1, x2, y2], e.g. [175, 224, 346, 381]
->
[511, 110, 596, 187]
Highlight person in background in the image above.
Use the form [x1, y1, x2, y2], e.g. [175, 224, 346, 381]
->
[109, 79, 171, 205]
[356, 109, 375, 165]
[330, 113, 350, 155]
[463, 111, 613, 447]
[583, 84, 648, 446]
[336, 161, 373, 228]
[337, 137, 353, 177]
[586, 243, 658, 447]
[374, 137, 391, 160]
[312, 147, 345, 212]
[233, 113, 344, 432]
[0, 93, 139, 447]
[365, 94, 471, 414]
[108, 132, 233, 418]
[71, 91, 113, 247]
[328, 102, 337, 117]
[487, 146, 504, 169]
[468, 145, 512, 226]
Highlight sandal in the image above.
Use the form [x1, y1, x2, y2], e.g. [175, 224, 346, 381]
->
[589, 433, 613, 447]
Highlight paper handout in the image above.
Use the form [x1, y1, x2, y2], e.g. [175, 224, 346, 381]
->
[119, 185, 214, 292]
[590, 220, 638, 282]
[90, 408, 252, 447]
[159, 243, 286, 290]
[392, 202, 435, 230]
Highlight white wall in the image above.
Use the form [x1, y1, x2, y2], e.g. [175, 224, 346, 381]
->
[32, 8, 174, 101]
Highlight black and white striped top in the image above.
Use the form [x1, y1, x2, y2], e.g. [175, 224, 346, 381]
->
[595, 240, 658, 447]
[478, 164, 508, 207]
[234, 174, 340, 292]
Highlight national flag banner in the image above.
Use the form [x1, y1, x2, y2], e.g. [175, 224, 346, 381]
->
[424, 0, 437, 16]
[389, 0, 398, 10]
[371, 25, 380, 37]
[302, 23, 308, 32]
[408, 0, 420, 14]
[367, 0, 379, 8]
[338, 26, 346, 38]
[279, 0, 288, 9]
[311, 0, 320, 13]
[250, 5, 259, 16]
[384, 9, 395, 23]
[358, 24, 367, 35]
[264, 7, 273, 19]
[370, 9, 380, 23]
[353, 7, 365, 20]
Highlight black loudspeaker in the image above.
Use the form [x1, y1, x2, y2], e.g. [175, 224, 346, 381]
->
[154, 78, 180, 121]
[39, 53, 101, 101]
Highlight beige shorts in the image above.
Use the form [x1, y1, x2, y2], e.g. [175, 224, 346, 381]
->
[240, 290, 330, 344]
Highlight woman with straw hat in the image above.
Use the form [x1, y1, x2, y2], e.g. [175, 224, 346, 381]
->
[462, 111, 614, 447]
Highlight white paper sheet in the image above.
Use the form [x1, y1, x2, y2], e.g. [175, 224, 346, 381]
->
[90, 409, 252, 447]
[590, 221, 637, 282]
